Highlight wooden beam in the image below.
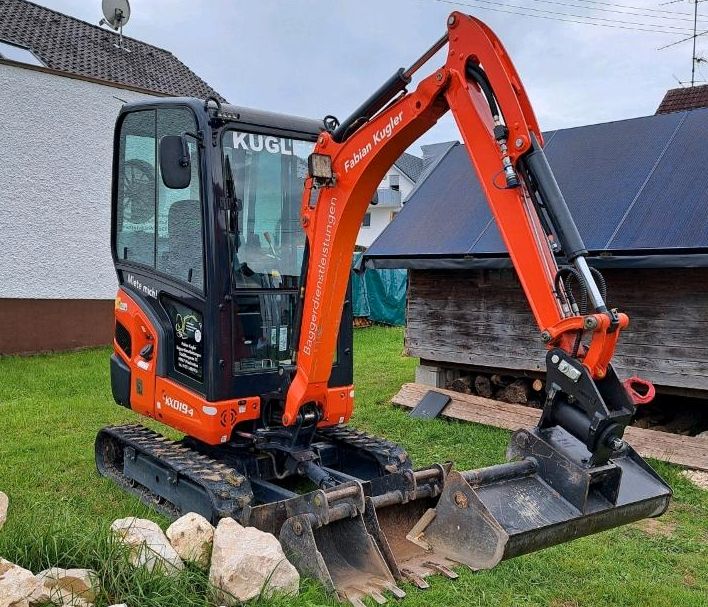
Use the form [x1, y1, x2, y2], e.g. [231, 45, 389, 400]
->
[393, 382, 708, 471]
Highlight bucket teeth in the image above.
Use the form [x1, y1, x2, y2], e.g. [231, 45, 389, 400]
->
[364, 586, 388, 605]
[379, 580, 407, 599]
[345, 579, 406, 606]
[425, 561, 458, 579]
[401, 569, 429, 589]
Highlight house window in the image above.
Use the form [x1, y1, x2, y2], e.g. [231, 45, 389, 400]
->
[362, 212, 371, 227]
[0, 40, 45, 67]
[389, 174, 400, 191]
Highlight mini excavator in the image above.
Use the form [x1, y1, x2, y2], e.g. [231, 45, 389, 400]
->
[97, 12, 671, 604]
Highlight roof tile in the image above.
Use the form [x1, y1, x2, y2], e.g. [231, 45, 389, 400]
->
[0, 0, 225, 100]
[395, 152, 424, 182]
[656, 84, 708, 114]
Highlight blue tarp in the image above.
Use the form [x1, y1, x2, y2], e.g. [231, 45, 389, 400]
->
[352, 254, 407, 326]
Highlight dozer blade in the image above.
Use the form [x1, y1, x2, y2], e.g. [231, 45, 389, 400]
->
[404, 427, 672, 571]
[275, 482, 406, 606]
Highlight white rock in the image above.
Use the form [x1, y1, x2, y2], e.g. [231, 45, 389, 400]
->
[0, 558, 42, 607]
[696, 430, 708, 439]
[681, 469, 708, 490]
[209, 518, 299, 603]
[0, 492, 8, 531]
[111, 517, 184, 574]
[35, 567, 98, 606]
[166, 512, 214, 569]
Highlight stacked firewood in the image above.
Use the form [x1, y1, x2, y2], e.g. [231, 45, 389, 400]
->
[446, 373, 545, 408]
[353, 317, 373, 328]
[446, 372, 708, 437]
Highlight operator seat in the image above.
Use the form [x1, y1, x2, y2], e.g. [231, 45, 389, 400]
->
[164, 199, 203, 287]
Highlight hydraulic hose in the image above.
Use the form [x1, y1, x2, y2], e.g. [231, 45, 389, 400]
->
[465, 62, 500, 118]
[589, 266, 608, 301]
[555, 266, 588, 357]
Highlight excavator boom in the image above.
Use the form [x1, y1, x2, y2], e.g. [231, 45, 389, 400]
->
[277, 11, 670, 596]
[288, 12, 625, 432]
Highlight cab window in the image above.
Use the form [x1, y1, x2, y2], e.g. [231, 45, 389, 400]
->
[114, 107, 204, 290]
[222, 130, 314, 373]
[222, 131, 313, 290]
[115, 110, 156, 268]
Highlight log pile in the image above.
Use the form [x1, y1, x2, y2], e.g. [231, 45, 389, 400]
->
[446, 372, 545, 408]
[353, 317, 373, 328]
[444, 370, 708, 437]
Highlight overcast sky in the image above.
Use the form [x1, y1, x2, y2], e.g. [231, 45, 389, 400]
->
[39, 0, 706, 155]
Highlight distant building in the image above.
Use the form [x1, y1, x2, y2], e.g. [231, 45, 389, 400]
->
[356, 152, 423, 247]
[656, 83, 708, 114]
[0, 0, 224, 354]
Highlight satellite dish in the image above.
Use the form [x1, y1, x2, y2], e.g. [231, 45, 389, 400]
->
[99, 0, 131, 51]
[100, 0, 130, 30]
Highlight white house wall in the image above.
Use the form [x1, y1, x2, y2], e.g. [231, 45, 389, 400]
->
[0, 63, 154, 299]
[356, 165, 415, 247]
[358, 206, 396, 247]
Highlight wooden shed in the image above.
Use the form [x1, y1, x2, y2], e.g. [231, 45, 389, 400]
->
[406, 267, 708, 398]
[365, 108, 708, 400]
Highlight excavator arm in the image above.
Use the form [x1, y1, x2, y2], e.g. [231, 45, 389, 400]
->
[286, 12, 640, 465]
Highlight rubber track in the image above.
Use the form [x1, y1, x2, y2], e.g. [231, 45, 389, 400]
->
[316, 425, 413, 475]
[96, 424, 252, 522]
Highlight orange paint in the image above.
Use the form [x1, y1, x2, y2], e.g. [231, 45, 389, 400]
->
[155, 377, 260, 445]
[114, 289, 157, 418]
[114, 289, 261, 446]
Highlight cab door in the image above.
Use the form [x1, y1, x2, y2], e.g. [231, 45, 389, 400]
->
[112, 105, 208, 426]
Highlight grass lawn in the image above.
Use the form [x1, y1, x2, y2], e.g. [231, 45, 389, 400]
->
[0, 326, 706, 606]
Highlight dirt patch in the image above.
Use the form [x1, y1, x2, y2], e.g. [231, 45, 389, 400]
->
[680, 469, 708, 490]
[682, 572, 697, 587]
[633, 517, 677, 538]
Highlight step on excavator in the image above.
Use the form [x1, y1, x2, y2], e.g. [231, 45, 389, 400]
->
[97, 11, 671, 604]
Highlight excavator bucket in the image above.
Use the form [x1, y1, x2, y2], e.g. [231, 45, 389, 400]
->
[362, 466, 461, 589]
[258, 482, 406, 606]
[281, 424, 671, 597]
[402, 427, 672, 571]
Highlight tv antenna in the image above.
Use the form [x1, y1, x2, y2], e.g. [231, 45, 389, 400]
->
[99, 0, 131, 51]
[659, 0, 707, 86]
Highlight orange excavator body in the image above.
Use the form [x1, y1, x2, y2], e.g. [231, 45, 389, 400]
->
[98, 12, 670, 604]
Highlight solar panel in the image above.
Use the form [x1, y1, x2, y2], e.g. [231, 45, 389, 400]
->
[366, 108, 708, 265]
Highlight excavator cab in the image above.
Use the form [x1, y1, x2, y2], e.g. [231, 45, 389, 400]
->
[108, 99, 353, 441]
[98, 13, 672, 606]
